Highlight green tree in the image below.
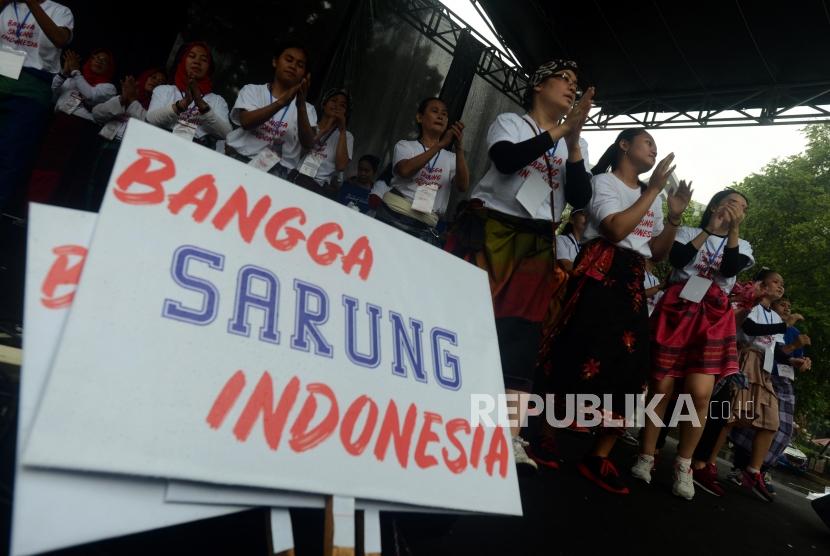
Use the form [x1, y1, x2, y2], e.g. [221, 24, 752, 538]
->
[733, 124, 830, 436]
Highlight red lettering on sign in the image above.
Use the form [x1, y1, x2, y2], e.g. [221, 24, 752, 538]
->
[113, 149, 374, 279]
[114, 149, 175, 205]
[41, 245, 87, 309]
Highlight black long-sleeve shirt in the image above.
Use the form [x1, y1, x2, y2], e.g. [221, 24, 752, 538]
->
[489, 134, 592, 210]
[669, 240, 749, 277]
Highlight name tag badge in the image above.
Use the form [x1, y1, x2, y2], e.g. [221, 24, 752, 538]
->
[98, 120, 122, 141]
[298, 154, 323, 178]
[410, 183, 439, 214]
[0, 48, 26, 80]
[172, 120, 198, 142]
[763, 344, 775, 373]
[679, 275, 713, 303]
[60, 92, 84, 115]
[249, 147, 281, 172]
[516, 170, 549, 216]
[777, 364, 795, 380]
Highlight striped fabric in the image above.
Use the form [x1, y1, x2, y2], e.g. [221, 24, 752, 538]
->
[730, 374, 795, 467]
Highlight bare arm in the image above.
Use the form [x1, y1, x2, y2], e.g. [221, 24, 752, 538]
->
[649, 177, 692, 262]
[448, 122, 469, 192]
[600, 187, 662, 243]
[239, 95, 293, 130]
[334, 128, 350, 172]
[24, 0, 71, 47]
[395, 142, 447, 178]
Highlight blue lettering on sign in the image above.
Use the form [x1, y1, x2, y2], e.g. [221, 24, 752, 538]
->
[162, 245, 224, 325]
[389, 312, 426, 383]
[162, 244, 462, 390]
[343, 295, 382, 369]
[291, 279, 333, 358]
[227, 265, 280, 344]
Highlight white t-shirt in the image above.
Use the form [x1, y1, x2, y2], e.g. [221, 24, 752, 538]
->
[225, 84, 318, 170]
[91, 95, 148, 141]
[370, 179, 390, 200]
[300, 128, 354, 186]
[644, 271, 663, 315]
[555, 233, 580, 263]
[52, 72, 116, 122]
[470, 112, 590, 222]
[147, 85, 229, 140]
[390, 139, 457, 217]
[669, 226, 754, 295]
[582, 172, 664, 257]
[0, 0, 73, 73]
[738, 304, 785, 352]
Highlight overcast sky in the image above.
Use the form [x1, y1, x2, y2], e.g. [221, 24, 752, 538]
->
[441, 0, 811, 203]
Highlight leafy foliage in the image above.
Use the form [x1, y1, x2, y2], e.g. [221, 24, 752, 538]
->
[733, 124, 830, 436]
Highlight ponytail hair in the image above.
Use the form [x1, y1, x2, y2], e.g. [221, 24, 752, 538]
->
[700, 188, 749, 229]
[590, 128, 649, 189]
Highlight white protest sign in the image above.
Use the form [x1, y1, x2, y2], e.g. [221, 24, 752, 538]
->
[24, 120, 520, 516]
[10, 204, 244, 556]
[0, 47, 26, 79]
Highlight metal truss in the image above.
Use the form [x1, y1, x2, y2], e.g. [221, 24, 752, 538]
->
[391, 0, 830, 129]
[586, 84, 830, 130]
[392, 0, 530, 106]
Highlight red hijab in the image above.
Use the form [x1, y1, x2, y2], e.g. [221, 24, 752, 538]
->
[82, 49, 115, 86]
[136, 67, 165, 109]
[174, 42, 213, 95]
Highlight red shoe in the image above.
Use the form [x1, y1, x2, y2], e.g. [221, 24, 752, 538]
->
[692, 463, 725, 497]
[741, 469, 774, 502]
[527, 437, 562, 470]
[577, 456, 630, 495]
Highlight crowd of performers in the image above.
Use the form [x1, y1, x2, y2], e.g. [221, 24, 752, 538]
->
[1, 0, 814, 503]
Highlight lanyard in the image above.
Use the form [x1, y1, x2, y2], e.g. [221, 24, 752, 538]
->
[522, 115, 559, 159]
[13, 3, 33, 40]
[566, 233, 580, 253]
[762, 306, 773, 325]
[520, 115, 562, 249]
[317, 127, 336, 147]
[706, 235, 728, 269]
[520, 116, 558, 198]
[177, 89, 193, 111]
[418, 140, 441, 173]
[269, 87, 291, 126]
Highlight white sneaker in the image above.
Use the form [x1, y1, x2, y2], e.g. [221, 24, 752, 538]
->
[512, 436, 538, 471]
[630, 454, 654, 484]
[672, 462, 695, 500]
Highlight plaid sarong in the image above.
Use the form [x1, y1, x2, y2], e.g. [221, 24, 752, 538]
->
[729, 374, 795, 467]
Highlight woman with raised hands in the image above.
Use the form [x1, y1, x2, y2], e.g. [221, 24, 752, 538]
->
[146, 41, 230, 147]
[537, 128, 692, 493]
[224, 42, 316, 178]
[631, 189, 754, 500]
[375, 96, 468, 244]
[445, 60, 595, 473]
[291, 88, 354, 198]
[26, 48, 117, 207]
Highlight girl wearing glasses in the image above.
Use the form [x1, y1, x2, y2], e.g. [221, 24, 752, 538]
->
[446, 60, 595, 472]
[631, 189, 753, 499]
